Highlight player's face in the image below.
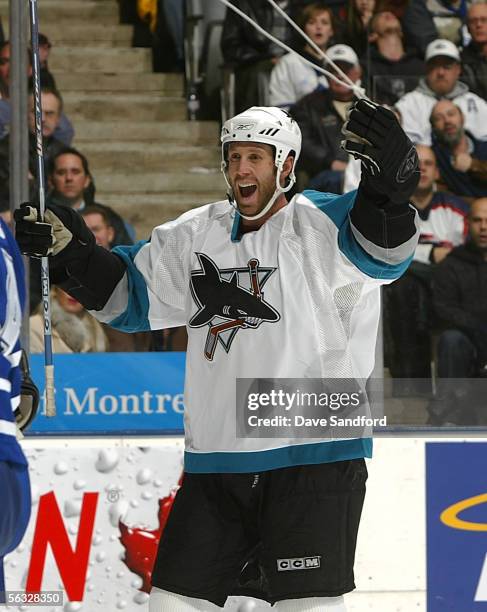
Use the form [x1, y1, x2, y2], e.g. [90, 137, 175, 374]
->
[29, 92, 61, 138]
[83, 212, 114, 249]
[51, 153, 91, 204]
[426, 58, 461, 96]
[468, 4, 487, 45]
[305, 10, 333, 49]
[469, 199, 487, 250]
[227, 143, 280, 217]
[416, 145, 438, 192]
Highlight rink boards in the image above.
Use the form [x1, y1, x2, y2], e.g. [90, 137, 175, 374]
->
[5, 353, 487, 611]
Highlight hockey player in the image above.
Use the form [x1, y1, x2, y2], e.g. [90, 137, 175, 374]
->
[15, 100, 420, 611]
[0, 219, 32, 602]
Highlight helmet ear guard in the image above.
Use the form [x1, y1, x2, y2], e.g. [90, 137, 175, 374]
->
[220, 107, 302, 221]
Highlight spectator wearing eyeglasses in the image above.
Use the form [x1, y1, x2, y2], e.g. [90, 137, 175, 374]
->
[0, 40, 73, 144]
[461, 0, 487, 101]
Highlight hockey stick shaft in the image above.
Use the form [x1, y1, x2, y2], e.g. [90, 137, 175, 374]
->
[248, 259, 261, 299]
[28, 0, 55, 417]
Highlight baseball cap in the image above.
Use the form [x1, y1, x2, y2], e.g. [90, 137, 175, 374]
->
[425, 39, 460, 63]
[326, 44, 359, 68]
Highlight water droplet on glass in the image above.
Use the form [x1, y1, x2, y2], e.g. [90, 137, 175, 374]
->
[95, 449, 119, 473]
[95, 551, 106, 563]
[133, 592, 149, 605]
[131, 577, 143, 589]
[141, 491, 153, 501]
[64, 500, 82, 518]
[73, 480, 86, 491]
[136, 469, 152, 485]
[54, 462, 69, 475]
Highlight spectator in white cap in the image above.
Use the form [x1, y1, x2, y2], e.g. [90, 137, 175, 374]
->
[290, 44, 362, 193]
[395, 38, 487, 145]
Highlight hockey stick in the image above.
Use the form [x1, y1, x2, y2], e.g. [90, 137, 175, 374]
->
[217, 0, 367, 98]
[204, 319, 245, 361]
[28, 0, 56, 417]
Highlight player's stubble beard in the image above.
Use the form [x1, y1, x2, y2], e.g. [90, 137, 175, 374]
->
[233, 170, 279, 219]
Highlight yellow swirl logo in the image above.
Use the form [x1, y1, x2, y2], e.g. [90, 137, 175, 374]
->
[441, 493, 487, 532]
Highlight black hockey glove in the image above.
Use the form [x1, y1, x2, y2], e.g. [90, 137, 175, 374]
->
[14, 201, 95, 267]
[342, 99, 419, 204]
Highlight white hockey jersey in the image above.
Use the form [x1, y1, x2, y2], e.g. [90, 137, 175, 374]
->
[95, 190, 419, 473]
[414, 192, 468, 264]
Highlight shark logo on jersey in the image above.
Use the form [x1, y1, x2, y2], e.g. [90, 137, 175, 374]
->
[189, 253, 280, 361]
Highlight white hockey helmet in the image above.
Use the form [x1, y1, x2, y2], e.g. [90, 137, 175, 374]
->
[221, 106, 302, 220]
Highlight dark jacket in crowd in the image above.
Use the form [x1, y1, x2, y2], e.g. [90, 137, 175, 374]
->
[290, 89, 348, 178]
[362, 46, 425, 106]
[401, 0, 438, 55]
[461, 42, 487, 102]
[0, 132, 66, 202]
[432, 130, 487, 199]
[221, 0, 289, 66]
[433, 241, 487, 363]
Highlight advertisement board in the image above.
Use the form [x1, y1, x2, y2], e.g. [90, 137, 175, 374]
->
[3, 442, 184, 610]
[427, 442, 487, 611]
[28, 353, 186, 435]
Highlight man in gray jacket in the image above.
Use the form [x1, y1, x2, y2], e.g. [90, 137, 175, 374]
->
[395, 38, 487, 145]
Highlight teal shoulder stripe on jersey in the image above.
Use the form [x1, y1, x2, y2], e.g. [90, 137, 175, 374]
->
[109, 241, 151, 332]
[303, 189, 412, 280]
[184, 437, 372, 473]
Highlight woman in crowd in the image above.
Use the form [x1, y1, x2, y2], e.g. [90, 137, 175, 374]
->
[30, 287, 108, 353]
[342, 0, 376, 56]
[269, 2, 336, 110]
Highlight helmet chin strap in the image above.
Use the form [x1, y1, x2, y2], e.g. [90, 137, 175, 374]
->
[221, 162, 295, 221]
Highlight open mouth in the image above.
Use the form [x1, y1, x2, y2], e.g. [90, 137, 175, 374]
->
[239, 184, 257, 199]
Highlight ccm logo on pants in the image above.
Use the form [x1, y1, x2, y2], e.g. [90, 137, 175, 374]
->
[277, 556, 321, 571]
